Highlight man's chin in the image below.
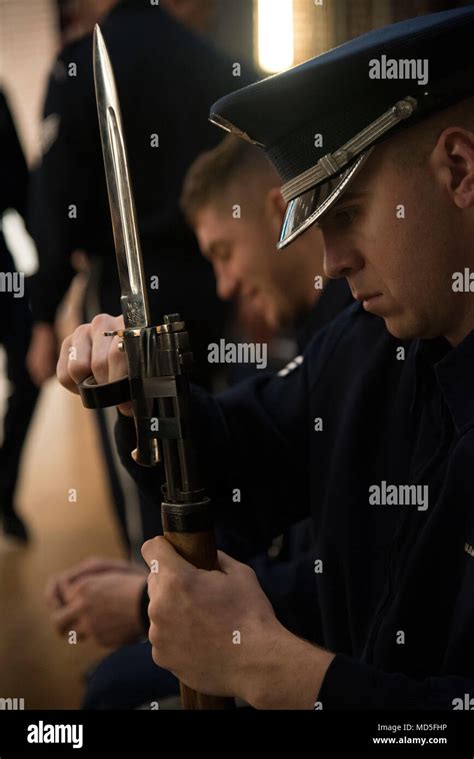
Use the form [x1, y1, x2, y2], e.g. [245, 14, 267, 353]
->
[383, 315, 418, 341]
[383, 314, 437, 342]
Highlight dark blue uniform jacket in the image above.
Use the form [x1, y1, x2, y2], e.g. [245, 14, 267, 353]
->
[116, 301, 474, 709]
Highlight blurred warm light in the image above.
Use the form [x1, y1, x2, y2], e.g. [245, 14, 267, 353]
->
[257, 0, 294, 73]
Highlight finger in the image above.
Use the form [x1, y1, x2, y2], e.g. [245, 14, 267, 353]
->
[55, 577, 75, 606]
[67, 325, 94, 386]
[141, 536, 195, 576]
[62, 576, 90, 604]
[108, 337, 128, 383]
[61, 557, 111, 583]
[70, 557, 130, 579]
[57, 335, 80, 394]
[45, 565, 91, 609]
[141, 536, 161, 567]
[73, 558, 132, 577]
[90, 313, 119, 385]
[51, 602, 83, 635]
[91, 314, 127, 385]
[47, 567, 85, 607]
[59, 575, 89, 605]
[91, 333, 115, 386]
[47, 559, 131, 609]
[44, 577, 65, 609]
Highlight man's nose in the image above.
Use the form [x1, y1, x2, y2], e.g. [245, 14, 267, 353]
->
[216, 266, 238, 301]
[323, 237, 363, 280]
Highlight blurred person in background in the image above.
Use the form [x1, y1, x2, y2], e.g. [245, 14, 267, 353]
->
[182, 136, 352, 355]
[0, 89, 39, 543]
[27, 0, 256, 552]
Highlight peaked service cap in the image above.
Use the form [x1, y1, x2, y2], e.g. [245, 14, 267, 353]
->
[209, 7, 474, 247]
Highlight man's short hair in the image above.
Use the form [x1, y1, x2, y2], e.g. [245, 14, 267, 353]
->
[180, 135, 279, 225]
[389, 94, 474, 172]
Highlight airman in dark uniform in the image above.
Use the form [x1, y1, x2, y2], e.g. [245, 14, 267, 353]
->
[59, 7, 474, 709]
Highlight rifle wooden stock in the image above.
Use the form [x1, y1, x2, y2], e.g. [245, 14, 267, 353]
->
[163, 528, 235, 711]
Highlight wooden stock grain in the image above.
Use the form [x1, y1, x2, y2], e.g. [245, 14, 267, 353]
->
[163, 529, 235, 710]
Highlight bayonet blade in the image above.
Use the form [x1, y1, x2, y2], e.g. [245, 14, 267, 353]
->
[93, 24, 150, 329]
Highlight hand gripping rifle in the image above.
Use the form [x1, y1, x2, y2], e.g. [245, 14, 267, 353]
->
[77, 25, 234, 711]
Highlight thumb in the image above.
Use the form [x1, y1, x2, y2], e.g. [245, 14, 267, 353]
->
[216, 550, 244, 573]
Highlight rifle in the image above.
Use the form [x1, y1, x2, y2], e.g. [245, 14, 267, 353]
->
[77, 24, 234, 711]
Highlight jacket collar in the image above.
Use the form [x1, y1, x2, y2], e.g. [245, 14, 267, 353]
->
[412, 329, 474, 434]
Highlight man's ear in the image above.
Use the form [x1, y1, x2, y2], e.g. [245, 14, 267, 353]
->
[433, 127, 474, 209]
[265, 187, 287, 235]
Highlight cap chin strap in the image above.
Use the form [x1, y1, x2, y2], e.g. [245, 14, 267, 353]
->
[281, 96, 417, 204]
[277, 147, 374, 249]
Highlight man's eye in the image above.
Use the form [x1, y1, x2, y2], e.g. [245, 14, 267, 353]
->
[333, 207, 358, 228]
